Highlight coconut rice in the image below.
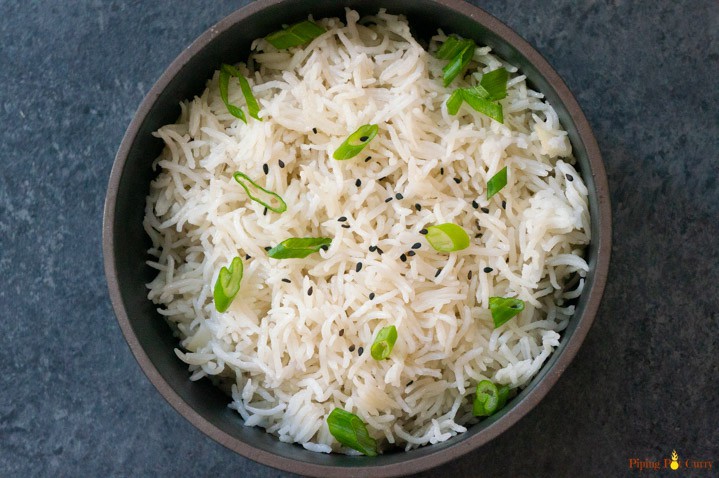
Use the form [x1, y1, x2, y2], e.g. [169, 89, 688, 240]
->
[143, 9, 590, 453]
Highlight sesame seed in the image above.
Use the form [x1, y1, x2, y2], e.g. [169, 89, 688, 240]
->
[369, 292, 375, 300]
[481, 207, 490, 213]
[312, 127, 318, 134]
[263, 207, 268, 216]
[419, 228, 428, 235]
[400, 253, 407, 262]
[483, 267, 493, 273]
[472, 200, 479, 209]
[475, 233, 483, 238]
[395, 192, 403, 200]
[411, 242, 421, 249]
[369, 245, 377, 252]
[359, 136, 369, 142]
[440, 167, 444, 175]
[365, 156, 371, 162]
[358, 346, 364, 356]
[415, 203, 422, 211]
[376, 247, 384, 255]
[245, 254, 251, 260]
[406, 380, 414, 387]
[263, 163, 269, 175]
[453, 177, 461, 184]
[264, 246, 272, 251]
[407, 250, 416, 257]
[349, 344, 356, 352]
[282, 278, 291, 283]
[320, 245, 329, 251]
[467, 270, 473, 280]
[385, 197, 393, 203]
[356, 262, 363, 272]
[278, 159, 285, 168]
[341, 224, 350, 229]
[355, 178, 361, 187]
[502, 200, 507, 210]
[567, 174, 574, 181]
[435, 268, 442, 278]
[339, 328, 345, 336]
[307, 286, 313, 296]
[338, 216, 347, 222]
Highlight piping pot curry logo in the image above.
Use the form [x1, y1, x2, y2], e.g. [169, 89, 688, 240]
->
[628, 449, 713, 472]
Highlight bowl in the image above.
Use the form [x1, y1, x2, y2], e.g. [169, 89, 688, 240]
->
[103, 0, 611, 476]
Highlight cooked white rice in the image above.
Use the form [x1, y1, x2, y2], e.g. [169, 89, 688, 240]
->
[143, 9, 590, 453]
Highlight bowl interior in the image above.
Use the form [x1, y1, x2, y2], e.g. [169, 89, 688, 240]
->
[104, 0, 609, 476]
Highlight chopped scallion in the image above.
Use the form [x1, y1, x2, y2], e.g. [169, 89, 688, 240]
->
[446, 89, 464, 115]
[219, 64, 262, 122]
[486, 166, 508, 199]
[473, 380, 499, 416]
[267, 237, 332, 259]
[327, 408, 378, 456]
[370, 325, 398, 360]
[265, 20, 326, 49]
[489, 296, 525, 328]
[333, 124, 378, 160]
[442, 41, 475, 86]
[425, 223, 470, 253]
[436, 35, 473, 60]
[460, 90, 504, 123]
[479, 67, 509, 101]
[213, 257, 243, 313]
[233, 172, 287, 213]
[445, 67, 508, 123]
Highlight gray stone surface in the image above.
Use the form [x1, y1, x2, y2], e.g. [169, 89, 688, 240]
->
[1, 1, 717, 476]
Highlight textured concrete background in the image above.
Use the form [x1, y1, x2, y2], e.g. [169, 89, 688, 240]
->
[1, 1, 717, 477]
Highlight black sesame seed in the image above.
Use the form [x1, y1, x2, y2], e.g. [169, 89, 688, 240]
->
[407, 250, 416, 257]
[395, 192, 403, 200]
[502, 200, 507, 210]
[475, 233, 483, 238]
[365, 156, 372, 162]
[483, 267, 493, 273]
[264, 246, 272, 251]
[282, 278, 291, 283]
[400, 253, 407, 262]
[419, 228, 428, 235]
[263, 163, 269, 175]
[349, 344, 356, 352]
[263, 207, 268, 216]
[376, 247, 384, 255]
[385, 197, 393, 203]
[369, 292, 375, 300]
[369, 245, 377, 252]
[312, 127, 318, 134]
[358, 346, 364, 356]
[472, 200, 479, 209]
[453, 177, 462, 184]
[355, 178, 361, 187]
[411, 242, 421, 250]
[278, 159, 285, 168]
[440, 167, 444, 175]
[406, 380, 414, 387]
[341, 224, 351, 229]
[245, 254, 251, 260]
[467, 270, 473, 280]
[356, 262, 363, 272]
[359, 136, 369, 142]
[435, 267, 442, 278]
[415, 203, 422, 211]
[307, 286, 313, 296]
[320, 245, 329, 251]
[567, 174, 574, 181]
[338, 216, 348, 222]
[481, 207, 490, 213]
[339, 328, 345, 336]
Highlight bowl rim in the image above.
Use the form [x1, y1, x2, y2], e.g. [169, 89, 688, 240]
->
[103, 0, 611, 476]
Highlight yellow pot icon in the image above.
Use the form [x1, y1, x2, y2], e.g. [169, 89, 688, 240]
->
[670, 450, 680, 470]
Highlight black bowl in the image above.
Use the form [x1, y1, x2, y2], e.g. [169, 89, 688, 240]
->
[103, 1, 611, 476]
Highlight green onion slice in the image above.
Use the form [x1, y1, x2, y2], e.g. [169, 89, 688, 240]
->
[497, 384, 510, 410]
[436, 35, 474, 60]
[486, 166, 508, 199]
[327, 408, 378, 456]
[213, 257, 243, 313]
[442, 41, 475, 87]
[267, 237, 332, 259]
[489, 296, 525, 328]
[333, 124, 378, 160]
[219, 64, 262, 122]
[446, 89, 464, 115]
[473, 380, 499, 417]
[265, 20, 326, 49]
[370, 325, 398, 360]
[425, 223, 470, 253]
[233, 172, 287, 213]
[461, 89, 504, 123]
[479, 67, 509, 101]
